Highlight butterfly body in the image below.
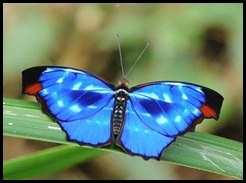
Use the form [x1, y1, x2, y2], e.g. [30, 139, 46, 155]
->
[22, 66, 223, 160]
[112, 86, 129, 136]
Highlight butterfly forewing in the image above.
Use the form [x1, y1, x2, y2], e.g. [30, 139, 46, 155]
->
[22, 67, 115, 146]
[128, 81, 223, 135]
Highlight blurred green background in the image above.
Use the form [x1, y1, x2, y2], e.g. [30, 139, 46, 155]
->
[3, 3, 243, 180]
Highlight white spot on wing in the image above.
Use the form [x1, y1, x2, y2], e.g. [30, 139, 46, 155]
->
[144, 130, 149, 133]
[192, 108, 200, 116]
[84, 84, 97, 90]
[183, 109, 190, 116]
[57, 78, 64, 83]
[163, 93, 172, 103]
[175, 115, 181, 122]
[72, 82, 82, 90]
[70, 104, 81, 112]
[88, 105, 97, 109]
[147, 92, 159, 99]
[157, 116, 168, 125]
[182, 93, 188, 100]
[57, 100, 64, 107]
[42, 89, 49, 95]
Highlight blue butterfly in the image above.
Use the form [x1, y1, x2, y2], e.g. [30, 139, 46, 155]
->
[22, 66, 223, 160]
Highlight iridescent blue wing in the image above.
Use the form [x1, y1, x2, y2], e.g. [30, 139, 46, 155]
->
[22, 66, 115, 146]
[117, 100, 175, 160]
[117, 81, 223, 160]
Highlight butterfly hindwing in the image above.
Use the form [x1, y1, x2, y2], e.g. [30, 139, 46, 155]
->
[116, 99, 175, 160]
[59, 98, 115, 146]
[117, 81, 223, 160]
[22, 66, 115, 146]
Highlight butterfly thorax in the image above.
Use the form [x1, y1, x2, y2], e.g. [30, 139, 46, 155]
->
[112, 78, 130, 138]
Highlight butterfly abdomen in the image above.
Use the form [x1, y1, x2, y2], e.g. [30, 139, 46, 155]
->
[112, 88, 129, 137]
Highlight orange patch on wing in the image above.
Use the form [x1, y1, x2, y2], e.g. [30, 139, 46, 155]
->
[200, 104, 216, 118]
[25, 83, 42, 95]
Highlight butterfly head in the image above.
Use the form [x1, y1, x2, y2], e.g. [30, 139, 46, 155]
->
[118, 77, 129, 89]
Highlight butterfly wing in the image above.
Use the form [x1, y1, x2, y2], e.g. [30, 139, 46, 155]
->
[117, 81, 223, 160]
[22, 66, 116, 146]
[117, 99, 175, 160]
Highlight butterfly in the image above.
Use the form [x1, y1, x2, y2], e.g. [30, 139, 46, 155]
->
[22, 66, 223, 160]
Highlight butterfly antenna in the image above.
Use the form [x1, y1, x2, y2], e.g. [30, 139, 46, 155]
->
[125, 40, 151, 78]
[117, 34, 125, 78]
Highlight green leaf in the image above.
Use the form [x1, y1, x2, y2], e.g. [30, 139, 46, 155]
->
[3, 98, 243, 179]
[163, 132, 242, 179]
[3, 145, 105, 180]
[3, 97, 72, 145]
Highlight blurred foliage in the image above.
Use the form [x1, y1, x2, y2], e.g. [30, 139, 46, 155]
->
[3, 3, 242, 180]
